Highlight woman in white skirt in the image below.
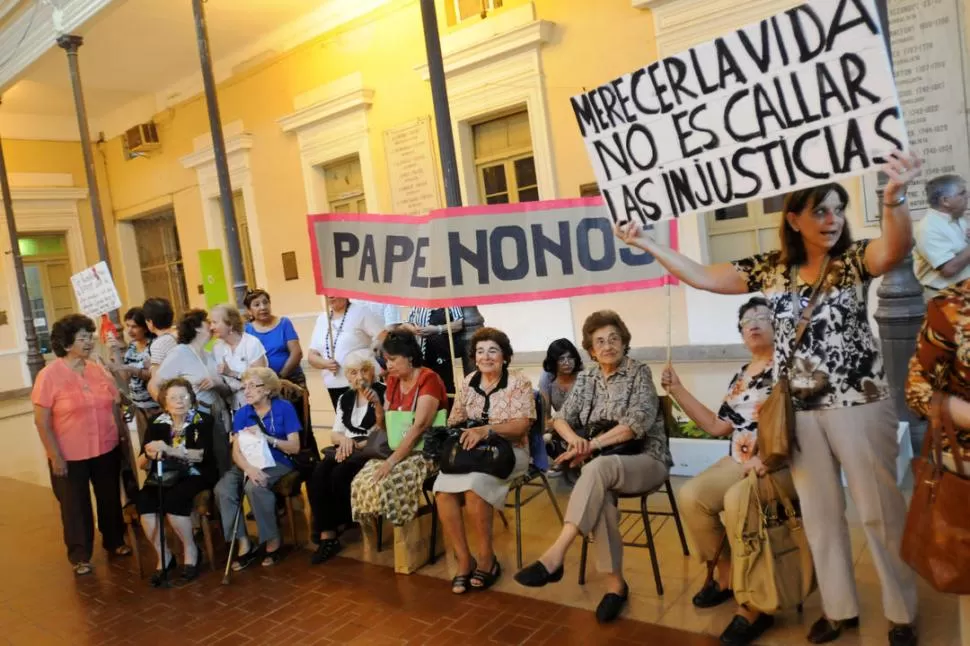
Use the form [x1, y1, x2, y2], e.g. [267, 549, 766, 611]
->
[434, 327, 535, 594]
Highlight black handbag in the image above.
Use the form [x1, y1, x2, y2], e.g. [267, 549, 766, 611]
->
[439, 428, 516, 479]
[145, 458, 192, 487]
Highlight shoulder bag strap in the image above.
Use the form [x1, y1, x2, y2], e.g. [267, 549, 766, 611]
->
[936, 393, 968, 477]
[785, 257, 833, 372]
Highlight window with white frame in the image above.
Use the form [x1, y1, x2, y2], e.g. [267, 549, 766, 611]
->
[706, 194, 786, 263]
[454, 0, 503, 23]
[473, 110, 538, 205]
[323, 155, 367, 213]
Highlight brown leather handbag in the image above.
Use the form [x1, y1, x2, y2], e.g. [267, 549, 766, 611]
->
[900, 393, 970, 594]
[758, 258, 831, 469]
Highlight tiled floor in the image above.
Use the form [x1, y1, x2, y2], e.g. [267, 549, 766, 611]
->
[0, 400, 963, 645]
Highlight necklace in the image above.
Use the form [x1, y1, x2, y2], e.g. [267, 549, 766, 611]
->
[326, 303, 350, 360]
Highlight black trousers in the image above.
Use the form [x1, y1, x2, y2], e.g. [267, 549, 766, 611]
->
[49, 447, 126, 564]
[308, 450, 369, 537]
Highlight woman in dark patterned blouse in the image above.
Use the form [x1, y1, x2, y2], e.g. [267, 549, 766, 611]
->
[616, 151, 922, 646]
[668, 297, 796, 645]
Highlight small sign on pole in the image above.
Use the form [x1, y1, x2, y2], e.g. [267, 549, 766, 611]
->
[199, 249, 230, 309]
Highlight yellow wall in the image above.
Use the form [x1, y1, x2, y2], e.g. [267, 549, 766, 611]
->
[90, 0, 686, 352]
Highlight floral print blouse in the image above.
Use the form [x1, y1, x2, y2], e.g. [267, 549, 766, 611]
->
[717, 362, 773, 463]
[905, 281, 970, 464]
[449, 369, 536, 449]
[732, 240, 889, 411]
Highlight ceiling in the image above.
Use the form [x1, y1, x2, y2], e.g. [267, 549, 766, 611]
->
[0, 0, 367, 134]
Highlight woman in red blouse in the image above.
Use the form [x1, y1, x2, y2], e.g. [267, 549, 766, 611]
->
[350, 329, 447, 528]
[32, 314, 131, 576]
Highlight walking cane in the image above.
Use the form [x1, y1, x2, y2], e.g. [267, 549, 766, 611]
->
[221, 475, 249, 585]
[155, 459, 172, 588]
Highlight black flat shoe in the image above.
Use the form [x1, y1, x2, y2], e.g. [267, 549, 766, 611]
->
[719, 613, 775, 645]
[176, 563, 200, 585]
[888, 624, 917, 646]
[149, 557, 178, 587]
[513, 561, 564, 588]
[310, 539, 342, 565]
[595, 582, 629, 624]
[693, 579, 734, 608]
[807, 616, 860, 644]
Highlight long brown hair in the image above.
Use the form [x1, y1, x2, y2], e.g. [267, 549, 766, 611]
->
[778, 183, 851, 266]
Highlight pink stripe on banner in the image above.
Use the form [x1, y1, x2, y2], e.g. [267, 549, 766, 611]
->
[307, 215, 325, 292]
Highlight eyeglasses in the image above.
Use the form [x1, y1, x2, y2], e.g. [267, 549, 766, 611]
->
[557, 356, 575, 364]
[243, 382, 266, 391]
[592, 334, 623, 349]
[165, 393, 191, 403]
[740, 314, 773, 329]
[75, 333, 94, 342]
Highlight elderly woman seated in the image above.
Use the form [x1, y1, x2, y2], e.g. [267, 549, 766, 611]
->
[214, 367, 301, 569]
[136, 378, 217, 586]
[350, 329, 447, 532]
[435, 327, 535, 594]
[514, 310, 671, 624]
[308, 349, 386, 565]
[667, 297, 798, 645]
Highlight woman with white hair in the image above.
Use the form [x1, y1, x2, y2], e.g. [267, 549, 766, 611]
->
[307, 350, 385, 564]
[214, 366, 301, 569]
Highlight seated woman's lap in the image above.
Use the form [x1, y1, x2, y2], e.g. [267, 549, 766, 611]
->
[432, 447, 529, 510]
[679, 456, 745, 516]
[136, 475, 209, 517]
[310, 452, 369, 493]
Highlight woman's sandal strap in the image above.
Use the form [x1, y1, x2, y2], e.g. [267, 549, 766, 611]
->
[470, 558, 501, 589]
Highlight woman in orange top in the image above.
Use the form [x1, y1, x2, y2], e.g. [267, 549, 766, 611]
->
[32, 314, 131, 576]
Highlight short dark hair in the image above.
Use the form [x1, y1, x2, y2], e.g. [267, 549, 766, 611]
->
[779, 183, 852, 266]
[737, 297, 771, 332]
[243, 289, 270, 309]
[123, 307, 155, 339]
[581, 310, 632, 356]
[143, 297, 174, 330]
[50, 314, 96, 358]
[158, 377, 197, 411]
[176, 309, 209, 345]
[542, 338, 583, 375]
[381, 329, 423, 367]
[469, 327, 514, 364]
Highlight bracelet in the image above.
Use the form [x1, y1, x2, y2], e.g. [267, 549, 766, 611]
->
[591, 438, 602, 451]
[884, 193, 906, 207]
[437, 325, 443, 334]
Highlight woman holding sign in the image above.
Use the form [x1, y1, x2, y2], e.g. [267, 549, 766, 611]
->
[615, 151, 921, 646]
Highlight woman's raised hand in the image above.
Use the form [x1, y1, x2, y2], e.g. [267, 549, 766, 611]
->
[661, 365, 681, 391]
[613, 220, 644, 246]
[882, 149, 922, 200]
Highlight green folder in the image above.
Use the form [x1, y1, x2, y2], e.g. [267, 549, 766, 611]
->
[385, 409, 447, 451]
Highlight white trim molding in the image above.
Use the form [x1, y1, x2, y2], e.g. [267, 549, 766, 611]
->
[413, 2, 557, 205]
[179, 121, 268, 291]
[278, 72, 379, 215]
[0, 178, 89, 388]
[0, 0, 115, 92]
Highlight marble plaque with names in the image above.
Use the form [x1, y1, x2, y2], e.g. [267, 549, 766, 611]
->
[866, 0, 970, 223]
[384, 118, 442, 215]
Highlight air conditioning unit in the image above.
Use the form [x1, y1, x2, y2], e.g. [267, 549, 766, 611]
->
[124, 123, 160, 156]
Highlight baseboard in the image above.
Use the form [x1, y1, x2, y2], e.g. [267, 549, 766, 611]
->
[0, 387, 30, 401]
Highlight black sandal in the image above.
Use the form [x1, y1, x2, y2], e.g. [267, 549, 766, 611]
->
[231, 544, 261, 572]
[470, 557, 501, 590]
[451, 558, 477, 594]
[261, 548, 283, 567]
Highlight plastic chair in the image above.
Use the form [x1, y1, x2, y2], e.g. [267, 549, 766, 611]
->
[577, 395, 690, 596]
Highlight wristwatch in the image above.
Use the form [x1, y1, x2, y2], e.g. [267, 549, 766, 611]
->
[884, 193, 906, 207]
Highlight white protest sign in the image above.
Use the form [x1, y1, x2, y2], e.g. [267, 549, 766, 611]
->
[572, 0, 907, 223]
[70, 262, 121, 318]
